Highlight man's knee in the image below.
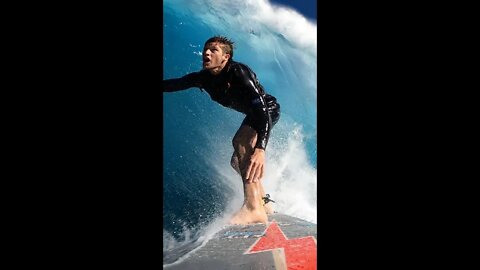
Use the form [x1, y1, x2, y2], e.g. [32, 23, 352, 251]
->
[230, 153, 240, 173]
[232, 133, 246, 152]
[232, 134, 244, 150]
[232, 125, 257, 150]
[232, 136, 237, 148]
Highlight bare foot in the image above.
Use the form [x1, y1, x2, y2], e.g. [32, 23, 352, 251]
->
[229, 206, 268, 225]
[264, 203, 274, 215]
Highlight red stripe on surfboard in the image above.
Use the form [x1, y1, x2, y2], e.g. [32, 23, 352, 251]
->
[247, 221, 316, 270]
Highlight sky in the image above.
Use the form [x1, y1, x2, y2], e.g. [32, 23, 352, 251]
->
[269, 0, 317, 21]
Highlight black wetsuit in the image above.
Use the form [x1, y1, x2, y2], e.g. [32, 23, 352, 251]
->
[162, 60, 280, 150]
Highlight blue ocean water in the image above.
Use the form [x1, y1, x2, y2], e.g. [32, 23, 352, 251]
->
[163, 0, 317, 257]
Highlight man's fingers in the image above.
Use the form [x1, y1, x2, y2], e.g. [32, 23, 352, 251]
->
[246, 161, 260, 183]
[251, 164, 261, 183]
[253, 164, 262, 182]
[252, 167, 259, 183]
[245, 162, 253, 182]
[259, 164, 264, 180]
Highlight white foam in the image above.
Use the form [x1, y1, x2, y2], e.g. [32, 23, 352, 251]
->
[163, 210, 235, 267]
[163, 122, 317, 266]
[264, 123, 317, 223]
[204, 120, 317, 224]
[164, 0, 317, 57]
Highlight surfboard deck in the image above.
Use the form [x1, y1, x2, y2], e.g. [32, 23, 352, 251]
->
[163, 213, 317, 269]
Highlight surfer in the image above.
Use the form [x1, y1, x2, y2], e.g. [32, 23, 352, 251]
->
[162, 36, 280, 225]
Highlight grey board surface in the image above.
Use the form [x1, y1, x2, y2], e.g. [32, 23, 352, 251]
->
[163, 213, 317, 269]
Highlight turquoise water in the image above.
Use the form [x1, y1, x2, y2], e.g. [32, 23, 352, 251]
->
[163, 0, 317, 256]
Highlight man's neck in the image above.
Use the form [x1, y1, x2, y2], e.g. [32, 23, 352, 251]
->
[208, 61, 229, 75]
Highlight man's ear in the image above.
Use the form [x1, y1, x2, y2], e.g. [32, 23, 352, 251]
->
[224, 53, 231, 61]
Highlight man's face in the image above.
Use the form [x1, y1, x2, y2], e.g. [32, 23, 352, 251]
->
[202, 42, 230, 71]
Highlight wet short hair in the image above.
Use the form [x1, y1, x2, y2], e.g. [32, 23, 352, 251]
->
[205, 36, 234, 59]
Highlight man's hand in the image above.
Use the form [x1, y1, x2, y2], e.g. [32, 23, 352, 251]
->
[245, 148, 265, 183]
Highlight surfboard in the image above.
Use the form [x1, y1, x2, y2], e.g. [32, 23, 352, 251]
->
[163, 213, 317, 269]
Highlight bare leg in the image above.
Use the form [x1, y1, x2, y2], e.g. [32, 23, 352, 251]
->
[230, 129, 274, 216]
[229, 125, 272, 225]
[258, 182, 274, 215]
[232, 146, 274, 216]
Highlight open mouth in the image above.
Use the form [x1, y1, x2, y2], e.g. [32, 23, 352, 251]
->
[203, 58, 211, 64]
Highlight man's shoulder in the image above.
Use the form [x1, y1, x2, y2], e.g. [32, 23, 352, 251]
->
[229, 61, 250, 71]
[228, 61, 256, 78]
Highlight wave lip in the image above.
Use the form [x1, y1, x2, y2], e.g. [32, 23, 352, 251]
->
[164, 0, 317, 56]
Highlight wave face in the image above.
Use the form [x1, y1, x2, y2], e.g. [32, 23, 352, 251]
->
[163, 0, 317, 259]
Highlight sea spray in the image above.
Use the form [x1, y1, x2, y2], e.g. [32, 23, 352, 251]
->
[264, 122, 317, 223]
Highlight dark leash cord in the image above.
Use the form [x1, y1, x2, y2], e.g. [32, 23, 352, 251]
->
[262, 194, 275, 205]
